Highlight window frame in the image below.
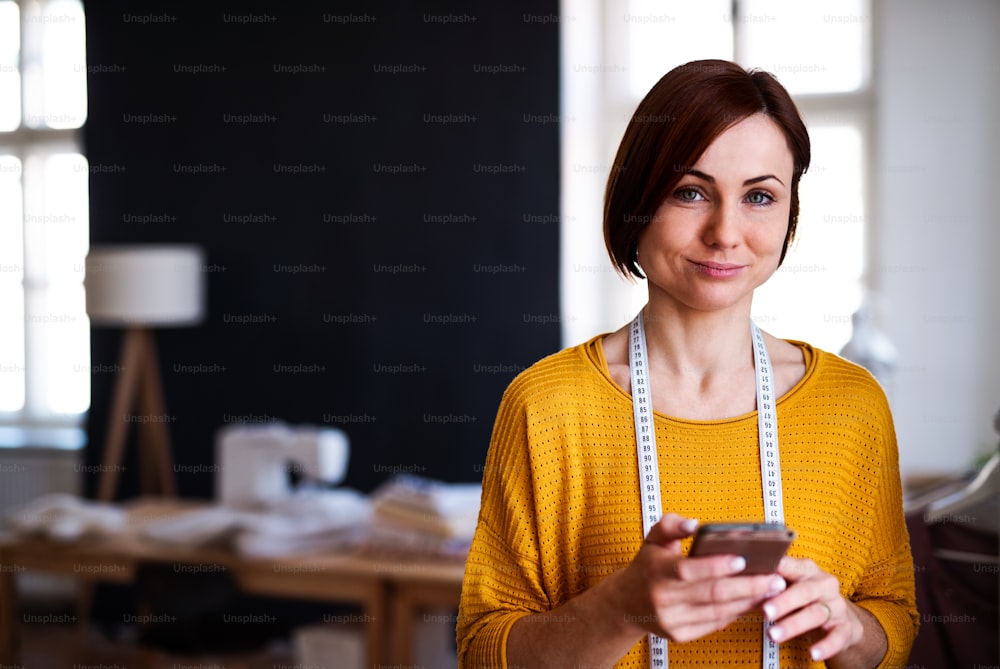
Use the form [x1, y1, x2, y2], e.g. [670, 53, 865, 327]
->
[0, 0, 88, 448]
[559, 0, 875, 350]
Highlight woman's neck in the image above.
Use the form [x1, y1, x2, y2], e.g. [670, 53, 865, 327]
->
[640, 297, 754, 379]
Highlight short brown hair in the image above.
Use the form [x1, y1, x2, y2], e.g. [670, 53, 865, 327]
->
[604, 59, 811, 278]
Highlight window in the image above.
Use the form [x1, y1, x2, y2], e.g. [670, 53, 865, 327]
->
[561, 0, 872, 353]
[0, 0, 88, 447]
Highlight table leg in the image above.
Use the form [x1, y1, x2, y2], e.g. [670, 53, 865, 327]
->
[389, 582, 464, 666]
[389, 584, 414, 666]
[74, 580, 95, 656]
[0, 562, 18, 663]
[364, 578, 387, 668]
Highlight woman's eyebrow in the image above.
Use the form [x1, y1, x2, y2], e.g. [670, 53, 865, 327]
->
[743, 174, 785, 186]
[684, 169, 785, 187]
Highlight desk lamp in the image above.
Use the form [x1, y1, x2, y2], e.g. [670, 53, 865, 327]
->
[85, 245, 205, 501]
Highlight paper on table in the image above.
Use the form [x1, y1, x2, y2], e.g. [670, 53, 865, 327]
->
[3, 493, 127, 541]
[368, 475, 482, 555]
[140, 488, 373, 556]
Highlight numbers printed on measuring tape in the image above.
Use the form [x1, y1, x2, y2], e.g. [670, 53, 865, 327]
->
[630, 313, 785, 669]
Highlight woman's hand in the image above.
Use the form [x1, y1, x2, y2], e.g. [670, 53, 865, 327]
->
[763, 556, 887, 666]
[508, 514, 831, 668]
[614, 514, 789, 643]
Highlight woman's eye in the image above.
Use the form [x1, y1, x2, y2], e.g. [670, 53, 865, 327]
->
[675, 188, 702, 202]
[746, 191, 774, 206]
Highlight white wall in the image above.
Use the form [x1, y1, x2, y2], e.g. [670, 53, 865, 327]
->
[874, 0, 1000, 475]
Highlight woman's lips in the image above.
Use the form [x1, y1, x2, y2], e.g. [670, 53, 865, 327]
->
[690, 260, 745, 278]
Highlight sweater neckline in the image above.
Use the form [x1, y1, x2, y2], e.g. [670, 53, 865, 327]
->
[582, 333, 818, 425]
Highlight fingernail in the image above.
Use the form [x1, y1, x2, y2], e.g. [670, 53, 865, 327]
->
[765, 576, 786, 597]
[681, 518, 699, 533]
[768, 625, 784, 642]
[811, 647, 822, 661]
[763, 603, 776, 620]
[730, 556, 746, 572]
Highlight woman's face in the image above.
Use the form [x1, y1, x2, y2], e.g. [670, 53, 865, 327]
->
[637, 113, 794, 315]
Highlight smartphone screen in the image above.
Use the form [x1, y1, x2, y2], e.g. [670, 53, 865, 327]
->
[688, 523, 796, 575]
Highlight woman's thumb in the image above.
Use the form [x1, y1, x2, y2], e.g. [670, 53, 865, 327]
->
[644, 513, 698, 546]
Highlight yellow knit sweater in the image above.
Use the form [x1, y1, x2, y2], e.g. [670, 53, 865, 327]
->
[457, 335, 918, 668]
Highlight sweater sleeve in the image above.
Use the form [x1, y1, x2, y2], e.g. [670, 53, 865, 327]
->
[851, 389, 920, 668]
[457, 380, 549, 668]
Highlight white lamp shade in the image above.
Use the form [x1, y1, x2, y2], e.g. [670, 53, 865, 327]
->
[85, 245, 206, 326]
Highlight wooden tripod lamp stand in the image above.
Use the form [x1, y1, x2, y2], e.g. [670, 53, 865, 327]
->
[85, 245, 205, 501]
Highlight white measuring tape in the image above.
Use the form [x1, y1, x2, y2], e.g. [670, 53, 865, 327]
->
[629, 311, 785, 668]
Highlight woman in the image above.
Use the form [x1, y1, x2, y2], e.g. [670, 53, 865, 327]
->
[457, 60, 918, 668]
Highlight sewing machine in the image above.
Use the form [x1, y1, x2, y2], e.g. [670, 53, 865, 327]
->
[216, 423, 350, 507]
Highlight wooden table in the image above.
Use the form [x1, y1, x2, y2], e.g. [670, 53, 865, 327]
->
[0, 498, 466, 667]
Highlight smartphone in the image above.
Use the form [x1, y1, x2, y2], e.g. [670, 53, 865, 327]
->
[688, 522, 796, 575]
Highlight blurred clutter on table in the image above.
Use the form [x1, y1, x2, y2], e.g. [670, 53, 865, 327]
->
[0, 422, 478, 668]
[3, 422, 481, 563]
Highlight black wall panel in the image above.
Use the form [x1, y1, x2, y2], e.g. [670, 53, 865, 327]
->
[82, 1, 561, 499]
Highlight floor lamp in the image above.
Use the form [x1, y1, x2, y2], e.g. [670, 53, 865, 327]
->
[85, 245, 205, 502]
